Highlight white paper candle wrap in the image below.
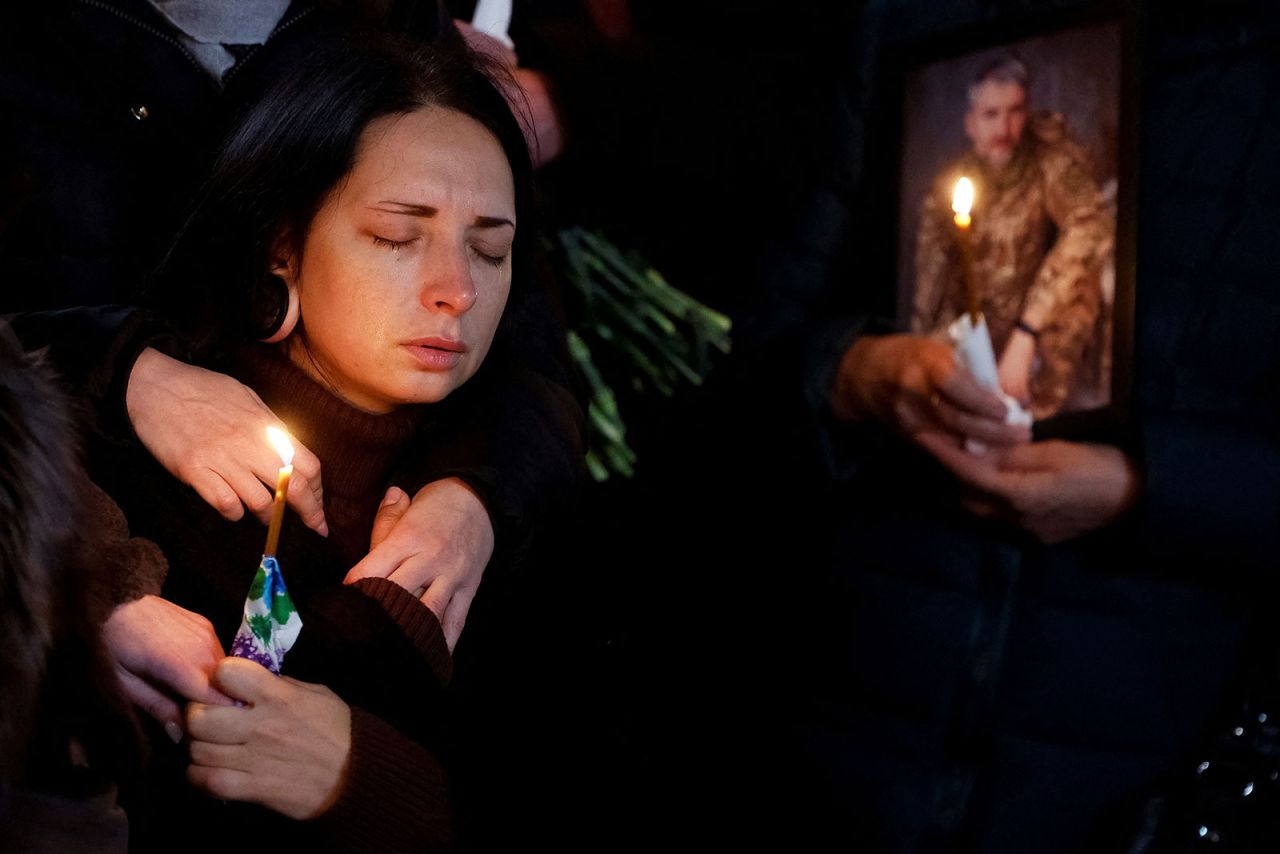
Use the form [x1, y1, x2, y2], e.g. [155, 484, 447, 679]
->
[948, 313, 1032, 452]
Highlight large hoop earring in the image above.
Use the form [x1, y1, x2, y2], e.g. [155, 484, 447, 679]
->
[257, 274, 300, 343]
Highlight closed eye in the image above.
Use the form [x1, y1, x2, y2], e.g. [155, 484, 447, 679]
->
[373, 235, 418, 251]
[471, 246, 508, 268]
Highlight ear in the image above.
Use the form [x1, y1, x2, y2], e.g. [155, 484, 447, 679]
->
[269, 230, 301, 288]
[260, 238, 301, 344]
[259, 274, 300, 344]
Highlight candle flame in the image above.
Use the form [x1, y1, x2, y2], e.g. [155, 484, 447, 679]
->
[952, 176, 974, 227]
[266, 426, 295, 467]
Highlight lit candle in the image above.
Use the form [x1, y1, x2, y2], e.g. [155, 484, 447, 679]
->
[951, 176, 980, 324]
[263, 426, 294, 557]
[943, 175, 1032, 449]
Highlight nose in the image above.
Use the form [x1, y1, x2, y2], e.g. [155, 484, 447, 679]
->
[421, 242, 478, 315]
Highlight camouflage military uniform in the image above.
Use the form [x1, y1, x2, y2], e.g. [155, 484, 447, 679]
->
[912, 112, 1114, 418]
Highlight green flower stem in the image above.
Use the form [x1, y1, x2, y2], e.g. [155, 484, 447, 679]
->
[560, 227, 732, 480]
[583, 274, 695, 368]
[588, 403, 626, 444]
[604, 443, 635, 477]
[615, 336, 676, 396]
[585, 450, 610, 482]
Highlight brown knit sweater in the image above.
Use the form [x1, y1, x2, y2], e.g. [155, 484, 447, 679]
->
[233, 345, 423, 567]
[240, 345, 454, 849]
[92, 344, 456, 852]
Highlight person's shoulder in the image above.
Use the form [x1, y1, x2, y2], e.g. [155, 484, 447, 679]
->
[1028, 110, 1069, 145]
[1028, 111, 1090, 169]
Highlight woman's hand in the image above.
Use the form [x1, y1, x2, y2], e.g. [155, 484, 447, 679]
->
[345, 478, 494, 650]
[185, 658, 352, 820]
[126, 348, 328, 535]
[102, 595, 234, 739]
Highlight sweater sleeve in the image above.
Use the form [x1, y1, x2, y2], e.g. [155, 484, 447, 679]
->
[350, 577, 452, 686]
[281, 574, 452, 748]
[309, 707, 452, 853]
[78, 476, 169, 605]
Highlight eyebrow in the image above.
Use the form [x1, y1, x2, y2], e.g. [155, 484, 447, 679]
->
[371, 201, 514, 229]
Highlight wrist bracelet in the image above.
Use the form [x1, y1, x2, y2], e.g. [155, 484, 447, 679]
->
[1015, 320, 1041, 339]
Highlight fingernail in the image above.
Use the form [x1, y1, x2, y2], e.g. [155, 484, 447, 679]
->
[318, 519, 330, 537]
[164, 720, 184, 744]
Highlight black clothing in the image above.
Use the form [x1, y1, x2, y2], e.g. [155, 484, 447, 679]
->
[740, 3, 1280, 852]
[2, 0, 453, 311]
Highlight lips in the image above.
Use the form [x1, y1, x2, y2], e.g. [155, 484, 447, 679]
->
[404, 337, 466, 370]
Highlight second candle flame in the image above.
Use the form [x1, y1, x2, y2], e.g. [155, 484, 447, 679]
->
[266, 426, 295, 467]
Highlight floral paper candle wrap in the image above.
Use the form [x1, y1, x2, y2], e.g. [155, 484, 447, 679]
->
[230, 555, 302, 675]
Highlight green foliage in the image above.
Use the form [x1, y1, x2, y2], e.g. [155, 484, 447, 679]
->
[558, 228, 732, 481]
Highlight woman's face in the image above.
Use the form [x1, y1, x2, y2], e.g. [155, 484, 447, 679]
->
[282, 106, 516, 412]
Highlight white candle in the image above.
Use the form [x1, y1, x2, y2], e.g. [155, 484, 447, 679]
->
[472, 0, 514, 48]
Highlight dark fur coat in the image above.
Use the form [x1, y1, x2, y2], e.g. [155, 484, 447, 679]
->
[0, 322, 142, 850]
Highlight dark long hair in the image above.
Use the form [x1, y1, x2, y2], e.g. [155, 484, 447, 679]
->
[155, 33, 535, 354]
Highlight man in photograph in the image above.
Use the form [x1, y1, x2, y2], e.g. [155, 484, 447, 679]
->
[912, 55, 1113, 418]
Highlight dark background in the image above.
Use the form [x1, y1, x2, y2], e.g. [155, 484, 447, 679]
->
[442, 2, 860, 850]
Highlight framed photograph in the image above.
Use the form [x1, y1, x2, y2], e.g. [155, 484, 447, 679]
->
[889, 8, 1138, 436]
